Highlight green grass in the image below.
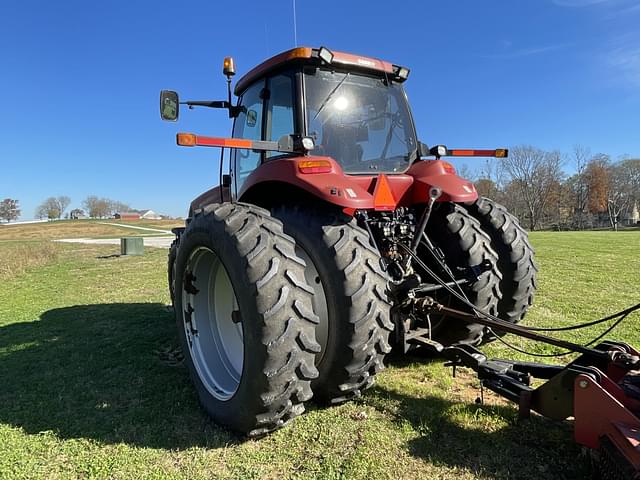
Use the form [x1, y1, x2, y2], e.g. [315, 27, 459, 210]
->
[0, 231, 638, 479]
[0, 241, 61, 280]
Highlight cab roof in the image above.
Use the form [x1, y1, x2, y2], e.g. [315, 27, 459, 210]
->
[234, 46, 407, 95]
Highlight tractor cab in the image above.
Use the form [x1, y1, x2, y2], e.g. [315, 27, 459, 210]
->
[230, 46, 418, 181]
[161, 46, 507, 211]
[161, 47, 420, 199]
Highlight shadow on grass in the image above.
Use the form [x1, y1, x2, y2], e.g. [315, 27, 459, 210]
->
[0, 305, 592, 477]
[362, 353, 590, 479]
[0, 303, 238, 449]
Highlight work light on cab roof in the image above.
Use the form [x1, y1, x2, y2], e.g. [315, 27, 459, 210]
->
[223, 56, 235, 77]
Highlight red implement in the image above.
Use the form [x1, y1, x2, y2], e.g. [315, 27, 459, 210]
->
[573, 345, 640, 478]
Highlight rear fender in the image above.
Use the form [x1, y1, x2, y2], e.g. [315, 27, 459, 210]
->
[238, 156, 376, 209]
[189, 185, 231, 213]
[407, 160, 478, 204]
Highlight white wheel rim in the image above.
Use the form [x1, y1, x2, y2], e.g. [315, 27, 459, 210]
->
[182, 247, 243, 400]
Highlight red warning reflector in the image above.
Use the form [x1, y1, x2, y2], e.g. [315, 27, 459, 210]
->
[373, 174, 396, 211]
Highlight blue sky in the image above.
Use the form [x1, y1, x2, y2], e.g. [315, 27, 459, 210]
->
[1, 0, 639, 219]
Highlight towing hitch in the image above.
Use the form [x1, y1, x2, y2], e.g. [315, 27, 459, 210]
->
[417, 297, 640, 478]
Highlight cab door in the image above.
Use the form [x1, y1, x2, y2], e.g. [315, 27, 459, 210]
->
[232, 79, 265, 196]
[232, 71, 297, 197]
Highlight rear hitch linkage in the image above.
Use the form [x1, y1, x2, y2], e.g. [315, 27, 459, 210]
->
[415, 296, 640, 477]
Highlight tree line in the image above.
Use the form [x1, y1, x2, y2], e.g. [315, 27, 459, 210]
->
[34, 196, 131, 220]
[4, 146, 639, 230]
[467, 145, 640, 231]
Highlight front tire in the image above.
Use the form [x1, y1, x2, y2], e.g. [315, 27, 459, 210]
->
[272, 206, 393, 405]
[174, 203, 320, 436]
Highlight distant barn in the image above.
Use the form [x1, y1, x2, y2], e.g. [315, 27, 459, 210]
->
[114, 212, 141, 220]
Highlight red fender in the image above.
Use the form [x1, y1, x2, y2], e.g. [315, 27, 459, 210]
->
[239, 156, 377, 209]
[190, 185, 231, 213]
[237, 156, 478, 211]
[406, 160, 478, 204]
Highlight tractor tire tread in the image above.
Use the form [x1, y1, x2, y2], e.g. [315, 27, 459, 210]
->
[426, 203, 502, 345]
[466, 197, 538, 324]
[272, 206, 393, 405]
[176, 203, 319, 437]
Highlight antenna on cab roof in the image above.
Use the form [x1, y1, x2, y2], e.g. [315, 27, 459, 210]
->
[292, 0, 298, 46]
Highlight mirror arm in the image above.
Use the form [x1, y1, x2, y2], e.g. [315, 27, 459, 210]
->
[180, 100, 229, 109]
[179, 100, 241, 118]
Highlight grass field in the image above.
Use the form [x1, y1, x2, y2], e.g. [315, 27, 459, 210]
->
[0, 229, 638, 479]
[0, 219, 183, 241]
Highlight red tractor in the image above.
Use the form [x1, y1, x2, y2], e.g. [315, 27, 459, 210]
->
[160, 48, 640, 476]
[161, 46, 536, 434]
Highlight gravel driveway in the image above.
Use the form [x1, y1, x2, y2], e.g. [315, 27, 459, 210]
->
[56, 236, 174, 248]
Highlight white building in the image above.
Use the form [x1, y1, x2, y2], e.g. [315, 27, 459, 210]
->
[624, 201, 639, 226]
[139, 209, 162, 220]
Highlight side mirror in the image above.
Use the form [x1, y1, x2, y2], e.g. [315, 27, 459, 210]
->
[160, 90, 179, 121]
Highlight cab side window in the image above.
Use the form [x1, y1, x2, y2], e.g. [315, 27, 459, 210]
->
[265, 74, 295, 159]
[232, 80, 264, 193]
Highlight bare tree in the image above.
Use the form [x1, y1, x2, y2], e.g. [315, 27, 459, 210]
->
[0, 198, 20, 222]
[83, 196, 130, 218]
[499, 145, 564, 230]
[606, 160, 640, 230]
[502, 179, 530, 224]
[607, 165, 629, 231]
[456, 163, 477, 183]
[108, 200, 131, 216]
[473, 157, 510, 207]
[57, 196, 71, 218]
[35, 197, 60, 219]
[34, 196, 72, 220]
[480, 158, 505, 189]
[617, 159, 640, 206]
[569, 145, 590, 229]
[83, 196, 110, 218]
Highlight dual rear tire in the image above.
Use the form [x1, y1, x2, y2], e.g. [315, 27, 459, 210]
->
[466, 197, 538, 325]
[421, 199, 537, 345]
[422, 202, 503, 345]
[173, 203, 320, 436]
[172, 203, 392, 436]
